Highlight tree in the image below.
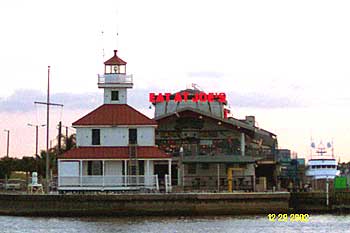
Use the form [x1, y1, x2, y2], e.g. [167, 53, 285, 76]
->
[0, 157, 15, 179]
[0, 133, 76, 179]
[36, 133, 76, 178]
[63, 133, 76, 152]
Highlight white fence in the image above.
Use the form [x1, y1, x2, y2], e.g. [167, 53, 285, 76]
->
[59, 175, 159, 190]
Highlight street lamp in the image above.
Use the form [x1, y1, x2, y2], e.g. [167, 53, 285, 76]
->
[3, 129, 10, 157]
[27, 123, 46, 157]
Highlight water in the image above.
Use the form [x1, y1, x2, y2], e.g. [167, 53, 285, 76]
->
[0, 215, 349, 233]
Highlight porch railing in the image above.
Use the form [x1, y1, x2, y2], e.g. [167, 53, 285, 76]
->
[58, 175, 159, 190]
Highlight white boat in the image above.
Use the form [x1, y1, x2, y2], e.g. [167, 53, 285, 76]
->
[306, 141, 340, 179]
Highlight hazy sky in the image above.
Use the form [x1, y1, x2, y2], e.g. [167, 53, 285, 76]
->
[0, 0, 350, 161]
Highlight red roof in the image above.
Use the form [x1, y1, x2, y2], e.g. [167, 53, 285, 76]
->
[73, 104, 157, 126]
[104, 50, 127, 65]
[58, 146, 170, 159]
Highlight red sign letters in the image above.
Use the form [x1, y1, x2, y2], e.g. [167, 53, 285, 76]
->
[149, 92, 226, 103]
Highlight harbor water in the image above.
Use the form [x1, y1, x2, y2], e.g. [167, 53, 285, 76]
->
[0, 215, 349, 233]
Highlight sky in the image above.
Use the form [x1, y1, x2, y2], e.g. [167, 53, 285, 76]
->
[0, 0, 350, 161]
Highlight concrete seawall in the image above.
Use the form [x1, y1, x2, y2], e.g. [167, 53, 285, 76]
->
[290, 191, 350, 213]
[0, 192, 290, 217]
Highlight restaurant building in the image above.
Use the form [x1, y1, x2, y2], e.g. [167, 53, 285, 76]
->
[153, 89, 279, 191]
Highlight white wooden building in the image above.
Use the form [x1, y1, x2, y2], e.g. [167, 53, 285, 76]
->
[57, 50, 172, 192]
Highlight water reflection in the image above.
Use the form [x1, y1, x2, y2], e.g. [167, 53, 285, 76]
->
[1, 215, 349, 233]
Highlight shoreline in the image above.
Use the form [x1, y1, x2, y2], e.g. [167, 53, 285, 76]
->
[0, 192, 289, 217]
[1, 191, 350, 217]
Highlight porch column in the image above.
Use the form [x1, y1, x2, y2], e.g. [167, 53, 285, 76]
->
[79, 160, 83, 187]
[253, 174, 256, 192]
[57, 160, 60, 187]
[146, 160, 150, 175]
[102, 160, 105, 187]
[179, 146, 184, 187]
[217, 163, 220, 192]
[146, 160, 150, 187]
[168, 159, 172, 188]
[124, 160, 128, 186]
[241, 132, 245, 156]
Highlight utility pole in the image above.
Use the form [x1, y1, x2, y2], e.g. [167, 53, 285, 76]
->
[66, 126, 68, 150]
[3, 129, 10, 157]
[60, 124, 75, 150]
[34, 66, 63, 194]
[58, 121, 62, 153]
[27, 124, 46, 156]
[28, 123, 45, 173]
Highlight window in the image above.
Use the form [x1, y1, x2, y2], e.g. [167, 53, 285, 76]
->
[111, 91, 119, 101]
[201, 163, 209, 170]
[188, 164, 197, 174]
[138, 160, 144, 175]
[92, 129, 100, 145]
[87, 161, 102, 175]
[130, 165, 137, 175]
[129, 128, 137, 144]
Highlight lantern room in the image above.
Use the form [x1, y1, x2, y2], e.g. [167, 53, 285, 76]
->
[104, 50, 127, 74]
[98, 49, 133, 90]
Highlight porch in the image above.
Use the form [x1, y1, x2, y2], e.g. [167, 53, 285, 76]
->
[58, 175, 159, 191]
[58, 159, 172, 191]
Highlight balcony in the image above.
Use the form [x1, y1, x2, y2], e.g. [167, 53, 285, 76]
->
[97, 74, 133, 88]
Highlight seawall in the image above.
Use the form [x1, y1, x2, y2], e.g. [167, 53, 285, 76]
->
[0, 192, 289, 217]
[290, 191, 350, 213]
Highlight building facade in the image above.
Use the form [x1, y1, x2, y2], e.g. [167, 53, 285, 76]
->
[153, 89, 279, 192]
[277, 149, 306, 191]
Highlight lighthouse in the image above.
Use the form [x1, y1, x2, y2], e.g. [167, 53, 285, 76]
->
[57, 49, 172, 193]
[98, 50, 133, 104]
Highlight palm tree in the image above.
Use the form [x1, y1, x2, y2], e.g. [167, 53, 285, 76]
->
[64, 133, 76, 152]
[36, 133, 76, 178]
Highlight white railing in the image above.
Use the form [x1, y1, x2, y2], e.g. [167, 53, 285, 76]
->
[98, 74, 133, 84]
[59, 175, 158, 189]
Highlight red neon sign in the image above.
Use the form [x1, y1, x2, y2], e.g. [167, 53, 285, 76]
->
[149, 92, 226, 103]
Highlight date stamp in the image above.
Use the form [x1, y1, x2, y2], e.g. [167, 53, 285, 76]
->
[267, 214, 309, 222]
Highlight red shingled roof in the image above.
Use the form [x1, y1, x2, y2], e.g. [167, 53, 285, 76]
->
[73, 104, 157, 126]
[104, 50, 127, 65]
[58, 146, 170, 159]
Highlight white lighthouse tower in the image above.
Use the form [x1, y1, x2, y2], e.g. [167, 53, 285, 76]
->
[97, 50, 133, 104]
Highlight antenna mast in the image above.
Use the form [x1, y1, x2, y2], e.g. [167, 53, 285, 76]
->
[116, 7, 120, 49]
[101, 30, 105, 61]
[332, 138, 334, 158]
[34, 66, 63, 193]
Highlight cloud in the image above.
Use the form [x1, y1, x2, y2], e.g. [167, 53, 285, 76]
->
[0, 89, 102, 113]
[187, 71, 225, 79]
[227, 92, 306, 109]
[128, 88, 306, 109]
[0, 87, 306, 114]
